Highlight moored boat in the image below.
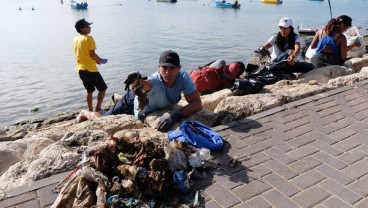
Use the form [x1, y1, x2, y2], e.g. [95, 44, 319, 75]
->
[261, 0, 282, 4]
[157, 0, 177, 3]
[297, 28, 318, 35]
[214, 0, 241, 8]
[297, 23, 318, 35]
[71, 0, 88, 9]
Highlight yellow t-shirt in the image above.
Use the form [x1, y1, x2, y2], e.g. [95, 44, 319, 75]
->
[73, 34, 98, 72]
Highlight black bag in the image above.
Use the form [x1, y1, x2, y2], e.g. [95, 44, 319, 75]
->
[231, 78, 264, 96]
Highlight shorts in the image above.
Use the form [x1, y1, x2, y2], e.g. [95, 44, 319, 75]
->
[79, 70, 108, 93]
[311, 53, 343, 69]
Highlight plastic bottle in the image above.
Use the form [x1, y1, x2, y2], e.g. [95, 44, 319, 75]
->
[199, 148, 211, 161]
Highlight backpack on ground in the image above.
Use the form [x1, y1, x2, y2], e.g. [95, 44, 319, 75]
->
[189, 61, 245, 95]
[189, 67, 222, 95]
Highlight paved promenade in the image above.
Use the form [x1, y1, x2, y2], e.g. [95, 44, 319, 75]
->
[2, 80, 368, 207]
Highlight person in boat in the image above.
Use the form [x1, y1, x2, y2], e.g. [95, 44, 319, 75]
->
[258, 17, 314, 73]
[310, 15, 361, 68]
[73, 19, 108, 115]
[76, 50, 203, 132]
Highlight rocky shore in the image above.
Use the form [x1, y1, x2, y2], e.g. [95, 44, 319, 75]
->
[1, 55, 368, 197]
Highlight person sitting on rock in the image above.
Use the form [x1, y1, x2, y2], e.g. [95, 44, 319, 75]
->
[309, 15, 361, 69]
[76, 50, 203, 132]
[258, 17, 314, 74]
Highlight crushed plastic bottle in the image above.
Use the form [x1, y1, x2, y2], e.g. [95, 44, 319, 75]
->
[188, 151, 202, 168]
[199, 148, 211, 161]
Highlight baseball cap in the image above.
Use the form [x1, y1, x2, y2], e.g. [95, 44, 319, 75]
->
[278, 17, 293, 28]
[75, 18, 93, 31]
[158, 50, 180, 68]
[223, 62, 241, 79]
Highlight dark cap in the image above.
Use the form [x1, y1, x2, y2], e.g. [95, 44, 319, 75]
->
[337, 15, 352, 27]
[75, 18, 92, 32]
[158, 50, 180, 68]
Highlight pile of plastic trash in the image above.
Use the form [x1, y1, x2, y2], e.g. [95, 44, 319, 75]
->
[51, 132, 212, 208]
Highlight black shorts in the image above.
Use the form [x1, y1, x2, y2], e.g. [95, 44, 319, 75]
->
[79, 70, 108, 93]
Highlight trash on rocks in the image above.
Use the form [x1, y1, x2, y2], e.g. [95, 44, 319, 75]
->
[51, 132, 217, 207]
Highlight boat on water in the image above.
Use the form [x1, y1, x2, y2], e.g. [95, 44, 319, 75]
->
[70, 0, 88, 9]
[157, 0, 177, 3]
[213, 0, 241, 8]
[297, 23, 318, 35]
[261, 0, 282, 4]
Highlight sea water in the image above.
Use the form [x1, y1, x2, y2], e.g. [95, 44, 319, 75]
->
[1, 0, 368, 126]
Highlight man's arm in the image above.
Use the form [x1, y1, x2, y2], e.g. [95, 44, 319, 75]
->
[180, 90, 203, 118]
[89, 50, 102, 64]
[346, 41, 361, 51]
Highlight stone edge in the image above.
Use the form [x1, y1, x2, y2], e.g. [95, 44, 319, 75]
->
[3, 79, 368, 200]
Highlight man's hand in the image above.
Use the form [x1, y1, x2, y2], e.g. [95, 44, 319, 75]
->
[123, 72, 147, 91]
[101, 59, 108, 64]
[157, 111, 183, 132]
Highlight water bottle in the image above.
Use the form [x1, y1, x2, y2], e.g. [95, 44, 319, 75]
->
[199, 148, 211, 161]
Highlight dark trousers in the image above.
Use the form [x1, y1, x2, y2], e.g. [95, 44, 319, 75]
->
[273, 50, 314, 73]
[104, 91, 135, 116]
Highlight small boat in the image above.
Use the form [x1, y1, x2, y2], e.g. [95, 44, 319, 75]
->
[297, 28, 318, 35]
[297, 24, 318, 35]
[71, 0, 88, 9]
[157, 0, 177, 2]
[261, 0, 282, 4]
[214, 0, 241, 8]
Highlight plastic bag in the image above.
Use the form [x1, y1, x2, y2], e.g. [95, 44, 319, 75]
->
[345, 26, 366, 58]
[168, 120, 223, 151]
[164, 141, 187, 172]
[305, 46, 316, 60]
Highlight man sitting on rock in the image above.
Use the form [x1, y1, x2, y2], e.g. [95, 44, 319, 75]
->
[76, 50, 203, 132]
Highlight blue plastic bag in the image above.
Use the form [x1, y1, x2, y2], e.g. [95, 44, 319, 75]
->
[168, 120, 223, 151]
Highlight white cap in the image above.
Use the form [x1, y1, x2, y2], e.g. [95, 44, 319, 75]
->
[278, 17, 293, 28]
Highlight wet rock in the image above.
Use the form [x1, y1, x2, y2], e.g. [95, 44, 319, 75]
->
[30, 107, 39, 112]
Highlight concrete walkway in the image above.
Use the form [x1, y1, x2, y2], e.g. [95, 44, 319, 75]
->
[2, 80, 368, 207]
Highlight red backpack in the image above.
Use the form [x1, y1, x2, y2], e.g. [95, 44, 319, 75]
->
[189, 67, 222, 95]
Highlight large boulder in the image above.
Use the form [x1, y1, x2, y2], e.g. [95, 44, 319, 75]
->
[214, 94, 284, 125]
[264, 80, 331, 102]
[0, 127, 166, 191]
[299, 65, 354, 84]
[344, 54, 368, 72]
[328, 67, 368, 87]
[201, 89, 233, 111]
[68, 114, 144, 135]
